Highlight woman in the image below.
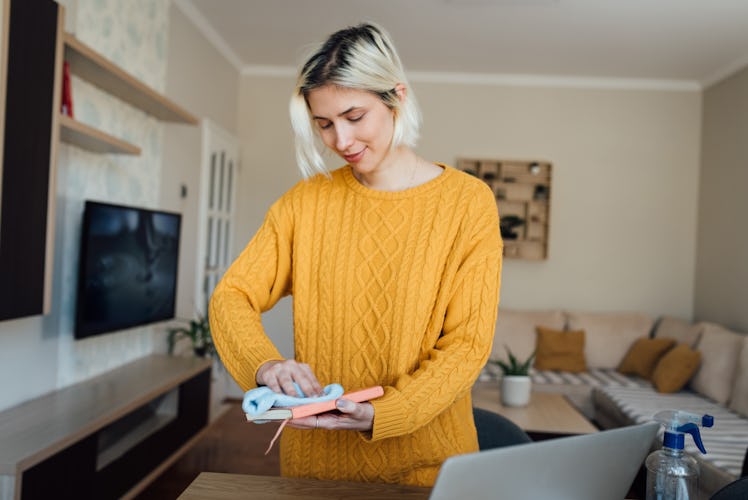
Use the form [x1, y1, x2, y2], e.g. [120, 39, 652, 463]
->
[209, 22, 502, 486]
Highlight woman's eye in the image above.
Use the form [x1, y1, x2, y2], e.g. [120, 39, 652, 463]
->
[317, 120, 332, 130]
[349, 114, 364, 122]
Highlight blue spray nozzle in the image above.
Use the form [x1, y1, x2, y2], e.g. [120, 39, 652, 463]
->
[677, 423, 707, 454]
[653, 410, 713, 455]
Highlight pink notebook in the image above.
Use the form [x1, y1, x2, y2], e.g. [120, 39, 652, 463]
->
[245, 386, 384, 422]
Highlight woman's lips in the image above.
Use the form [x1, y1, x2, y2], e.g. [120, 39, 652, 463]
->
[343, 148, 365, 164]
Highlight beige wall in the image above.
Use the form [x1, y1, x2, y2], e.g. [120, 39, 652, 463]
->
[162, 4, 240, 319]
[165, 5, 239, 133]
[695, 66, 748, 332]
[236, 75, 702, 353]
[416, 82, 701, 316]
[235, 76, 300, 246]
[235, 76, 299, 357]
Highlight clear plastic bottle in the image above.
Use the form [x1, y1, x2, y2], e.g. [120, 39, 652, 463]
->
[645, 410, 714, 500]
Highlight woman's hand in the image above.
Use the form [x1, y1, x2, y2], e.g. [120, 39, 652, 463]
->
[288, 400, 375, 432]
[256, 359, 323, 397]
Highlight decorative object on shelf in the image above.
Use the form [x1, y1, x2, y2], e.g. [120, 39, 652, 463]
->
[457, 157, 552, 260]
[533, 185, 548, 200]
[499, 215, 525, 240]
[61, 60, 73, 117]
[490, 345, 535, 407]
[167, 311, 215, 358]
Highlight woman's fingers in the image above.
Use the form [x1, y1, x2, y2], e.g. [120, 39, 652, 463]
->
[333, 399, 374, 429]
[288, 401, 375, 431]
[287, 415, 318, 430]
[295, 362, 324, 396]
[256, 360, 323, 396]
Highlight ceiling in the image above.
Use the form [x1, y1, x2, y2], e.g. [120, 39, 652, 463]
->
[179, 0, 748, 88]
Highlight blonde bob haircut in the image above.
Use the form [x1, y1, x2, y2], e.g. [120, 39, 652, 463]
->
[289, 23, 422, 178]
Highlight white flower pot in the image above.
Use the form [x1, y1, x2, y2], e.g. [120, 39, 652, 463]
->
[501, 375, 532, 407]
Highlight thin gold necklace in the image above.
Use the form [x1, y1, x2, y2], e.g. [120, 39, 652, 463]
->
[354, 160, 420, 191]
[404, 160, 418, 190]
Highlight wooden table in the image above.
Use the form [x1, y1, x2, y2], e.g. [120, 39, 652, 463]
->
[471, 381, 598, 436]
[177, 472, 432, 499]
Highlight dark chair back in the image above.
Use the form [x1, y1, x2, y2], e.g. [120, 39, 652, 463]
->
[472, 407, 532, 451]
[710, 477, 748, 500]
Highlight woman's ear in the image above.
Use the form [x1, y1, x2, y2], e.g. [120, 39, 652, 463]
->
[394, 83, 407, 103]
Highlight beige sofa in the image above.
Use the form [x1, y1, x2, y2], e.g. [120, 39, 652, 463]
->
[482, 309, 748, 497]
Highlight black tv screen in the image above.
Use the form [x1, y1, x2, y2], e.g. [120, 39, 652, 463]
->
[75, 201, 181, 339]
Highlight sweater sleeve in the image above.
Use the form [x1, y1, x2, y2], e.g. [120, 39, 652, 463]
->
[209, 200, 294, 392]
[369, 186, 503, 441]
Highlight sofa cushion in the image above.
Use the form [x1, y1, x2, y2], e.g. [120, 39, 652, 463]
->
[491, 309, 565, 363]
[653, 316, 703, 348]
[691, 323, 744, 405]
[651, 343, 701, 393]
[618, 337, 677, 380]
[728, 335, 748, 417]
[566, 312, 655, 369]
[534, 327, 587, 372]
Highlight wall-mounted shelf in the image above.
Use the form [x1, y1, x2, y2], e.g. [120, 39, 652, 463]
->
[63, 32, 198, 124]
[59, 113, 140, 155]
[458, 157, 552, 260]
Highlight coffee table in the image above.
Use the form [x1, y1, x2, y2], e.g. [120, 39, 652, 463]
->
[471, 381, 598, 437]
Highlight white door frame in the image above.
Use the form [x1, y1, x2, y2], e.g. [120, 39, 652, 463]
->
[195, 119, 239, 314]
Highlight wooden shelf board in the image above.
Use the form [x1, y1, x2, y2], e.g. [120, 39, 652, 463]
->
[59, 114, 141, 155]
[0, 355, 211, 474]
[63, 33, 198, 124]
[97, 413, 175, 470]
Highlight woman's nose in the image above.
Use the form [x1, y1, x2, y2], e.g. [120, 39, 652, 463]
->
[335, 125, 354, 152]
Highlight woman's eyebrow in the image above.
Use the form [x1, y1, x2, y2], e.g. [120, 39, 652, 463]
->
[312, 106, 363, 120]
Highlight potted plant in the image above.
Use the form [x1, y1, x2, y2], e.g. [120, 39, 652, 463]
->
[490, 345, 535, 407]
[167, 311, 215, 358]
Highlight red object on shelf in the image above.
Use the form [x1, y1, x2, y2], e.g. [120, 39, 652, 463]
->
[61, 60, 74, 117]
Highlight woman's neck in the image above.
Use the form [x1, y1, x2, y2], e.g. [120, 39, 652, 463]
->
[353, 148, 439, 192]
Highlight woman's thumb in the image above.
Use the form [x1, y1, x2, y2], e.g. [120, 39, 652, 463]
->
[336, 399, 353, 412]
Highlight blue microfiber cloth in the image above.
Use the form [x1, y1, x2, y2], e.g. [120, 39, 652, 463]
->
[242, 382, 344, 417]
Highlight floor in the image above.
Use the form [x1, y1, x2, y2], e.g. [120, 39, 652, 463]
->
[135, 400, 281, 499]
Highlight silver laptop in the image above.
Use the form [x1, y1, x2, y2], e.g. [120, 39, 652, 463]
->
[430, 422, 659, 500]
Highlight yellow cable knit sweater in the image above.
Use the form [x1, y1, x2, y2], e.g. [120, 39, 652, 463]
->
[209, 164, 502, 486]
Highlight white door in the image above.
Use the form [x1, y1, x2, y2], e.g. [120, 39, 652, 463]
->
[195, 120, 239, 314]
[196, 120, 241, 420]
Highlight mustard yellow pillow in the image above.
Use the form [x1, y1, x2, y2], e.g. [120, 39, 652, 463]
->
[651, 344, 701, 393]
[617, 337, 676, 380]
[534, 327, 587, 372]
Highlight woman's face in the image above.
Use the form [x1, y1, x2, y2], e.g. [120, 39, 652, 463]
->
[306, 85, 397, 176]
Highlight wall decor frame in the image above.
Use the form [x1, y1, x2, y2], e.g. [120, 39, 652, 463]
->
[458, 157, 552, 260]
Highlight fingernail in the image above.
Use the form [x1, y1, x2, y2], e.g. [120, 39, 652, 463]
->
[336, 400, 349, 410]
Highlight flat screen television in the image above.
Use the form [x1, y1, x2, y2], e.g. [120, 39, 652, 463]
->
[75, 201, 182, 339]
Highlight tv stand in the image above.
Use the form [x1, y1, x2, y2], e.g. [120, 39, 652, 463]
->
[0, 355, 212, 500]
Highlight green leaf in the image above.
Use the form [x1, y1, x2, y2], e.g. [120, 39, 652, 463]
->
[493, 344, 534, 376]
[166, 310, 215, 358]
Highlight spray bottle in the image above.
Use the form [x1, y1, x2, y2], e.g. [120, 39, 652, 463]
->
[645, 410, 714, 500]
